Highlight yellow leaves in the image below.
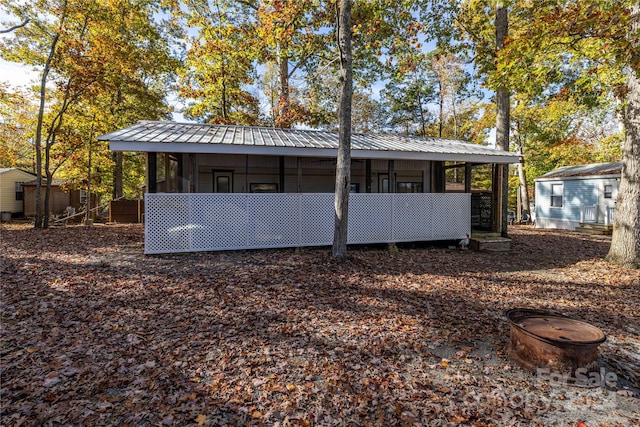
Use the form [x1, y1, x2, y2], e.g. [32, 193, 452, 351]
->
[251, 411, 262, 419]
[195, 414, 206, 425]
[441, 359, 450, 367]
[286, 383, 296, 391]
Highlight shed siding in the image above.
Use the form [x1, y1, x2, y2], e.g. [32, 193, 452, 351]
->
[0, 169, 36, 214]
[535, 176, 619, 230]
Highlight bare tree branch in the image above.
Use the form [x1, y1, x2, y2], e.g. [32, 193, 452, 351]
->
[0, 19, 30, 34]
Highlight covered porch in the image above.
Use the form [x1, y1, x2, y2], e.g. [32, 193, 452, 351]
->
[99, 121, 519, 254]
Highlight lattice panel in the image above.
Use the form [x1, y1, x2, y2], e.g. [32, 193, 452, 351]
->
[190, 194, 248, 250]
[392, 194, 434, 241]
[145, 194, 192, 254]
[348, 194, 393, 244]
[247, 194, 300, 248]
[145, 193, 471, 254]
[431, 193, 470, 239]
[299, 194, 334, 246]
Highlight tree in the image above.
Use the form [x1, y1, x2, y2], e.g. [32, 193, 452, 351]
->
[607, 3, 640, 268]
[332, 0, 353, 260]
[494, 0, 509, 237]
[1, 0, 176, 227]
[0, 84, 37, 171]
[175, 0, 260, 124]
[380, 58, 436, 136]
[492, 0, 638, 266]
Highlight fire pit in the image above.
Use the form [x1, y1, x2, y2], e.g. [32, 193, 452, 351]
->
[506, 308, 606, 376]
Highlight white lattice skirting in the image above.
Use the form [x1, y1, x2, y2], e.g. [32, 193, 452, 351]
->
[144, 193, 471, 254]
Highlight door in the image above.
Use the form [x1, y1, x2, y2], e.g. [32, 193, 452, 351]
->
[213, 171, 233, 193]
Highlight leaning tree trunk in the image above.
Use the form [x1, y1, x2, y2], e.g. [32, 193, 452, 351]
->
[494, 0, 510, 237]
[606, 4, 640, 268]
[331, 0, 353, 260]
[34, 33, 60, 228]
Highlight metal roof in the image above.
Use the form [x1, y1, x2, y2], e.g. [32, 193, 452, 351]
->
[537, 162, 622, 180]
[99, 121, 520, 164]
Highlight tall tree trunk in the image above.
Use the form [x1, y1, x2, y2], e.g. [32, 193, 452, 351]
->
[113, 151, 123, 199]
[494, 0, 510, 237]
[276, 50, 291, 128]
[34, 33, 60, 228]
[331, 0, 353, 260]
[512, 120, 530, 221]
[438, 80, 444, 138]
[606, 4, 640, 268]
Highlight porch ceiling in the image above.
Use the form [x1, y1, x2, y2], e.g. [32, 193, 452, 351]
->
[99, 121, 520, 164]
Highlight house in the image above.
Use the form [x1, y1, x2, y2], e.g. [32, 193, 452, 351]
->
[534, 162, 621, 231]
[98, 121, 519, 254]
[0, 168, 36, 219]
[22, 179, 95, 219]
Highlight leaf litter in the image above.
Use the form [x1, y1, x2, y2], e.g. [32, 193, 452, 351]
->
[1, 224, 638, 426]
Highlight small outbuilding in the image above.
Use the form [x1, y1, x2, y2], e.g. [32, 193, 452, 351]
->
[0, 168, 36, 220]
[22, 179, 95, 219]
[534, 162, 621, 232]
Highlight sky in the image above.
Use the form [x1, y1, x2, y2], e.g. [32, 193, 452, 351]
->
[0, 59, 37, 88]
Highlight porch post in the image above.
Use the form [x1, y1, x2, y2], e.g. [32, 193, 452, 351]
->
[492, 163, 507, 234]
[365, 159, 371, 193]
[388, 160, 395, 192]
[297, 157, 302, 193]
[147, 152, 157, 193]
[465, 162, 472, 193]
[177, 154, 184, 192]
[279, 156, 285, 193]
[432, 161, 444, 193]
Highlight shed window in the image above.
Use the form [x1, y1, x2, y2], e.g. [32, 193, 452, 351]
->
[80, 190, 88, 204]
[14, 182, 24, 201]
[604, 185, 612, 199]
[550, 183, 563, 207]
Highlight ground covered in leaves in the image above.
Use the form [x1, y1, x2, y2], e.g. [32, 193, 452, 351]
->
[1, 224, 639, 426]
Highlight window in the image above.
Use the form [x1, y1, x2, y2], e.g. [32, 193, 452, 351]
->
[550, 183, 563, 207]
[604, 184, 612, 199]
[350, 183, 359, 193]
[250, 183, 278, 193]
[378, 174, 389, 193]
[80, 190, 88, 204]
[14, 182, 24, 201]
[397, 182, 422, 193]
[213, 171, 233, 193]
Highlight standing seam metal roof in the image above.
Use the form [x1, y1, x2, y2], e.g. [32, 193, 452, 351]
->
[98, 121, 519, 161]
[537, 162, 622, 179]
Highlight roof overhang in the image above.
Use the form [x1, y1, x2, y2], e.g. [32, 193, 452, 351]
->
[107, 140, 519, 164]
[100, 121, 520, 165]
[535, 173, 621, 182]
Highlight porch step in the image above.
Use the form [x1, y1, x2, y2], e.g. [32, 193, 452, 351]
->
[470, 236, 511, 252]
[575, 223, 613, 236]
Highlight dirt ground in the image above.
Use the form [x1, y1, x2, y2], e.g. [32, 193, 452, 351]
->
[1, 224, 639, 426]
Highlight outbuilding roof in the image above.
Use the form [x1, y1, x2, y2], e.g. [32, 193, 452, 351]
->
[99, 121, 520, 164]
[536, 162, 622, 180]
